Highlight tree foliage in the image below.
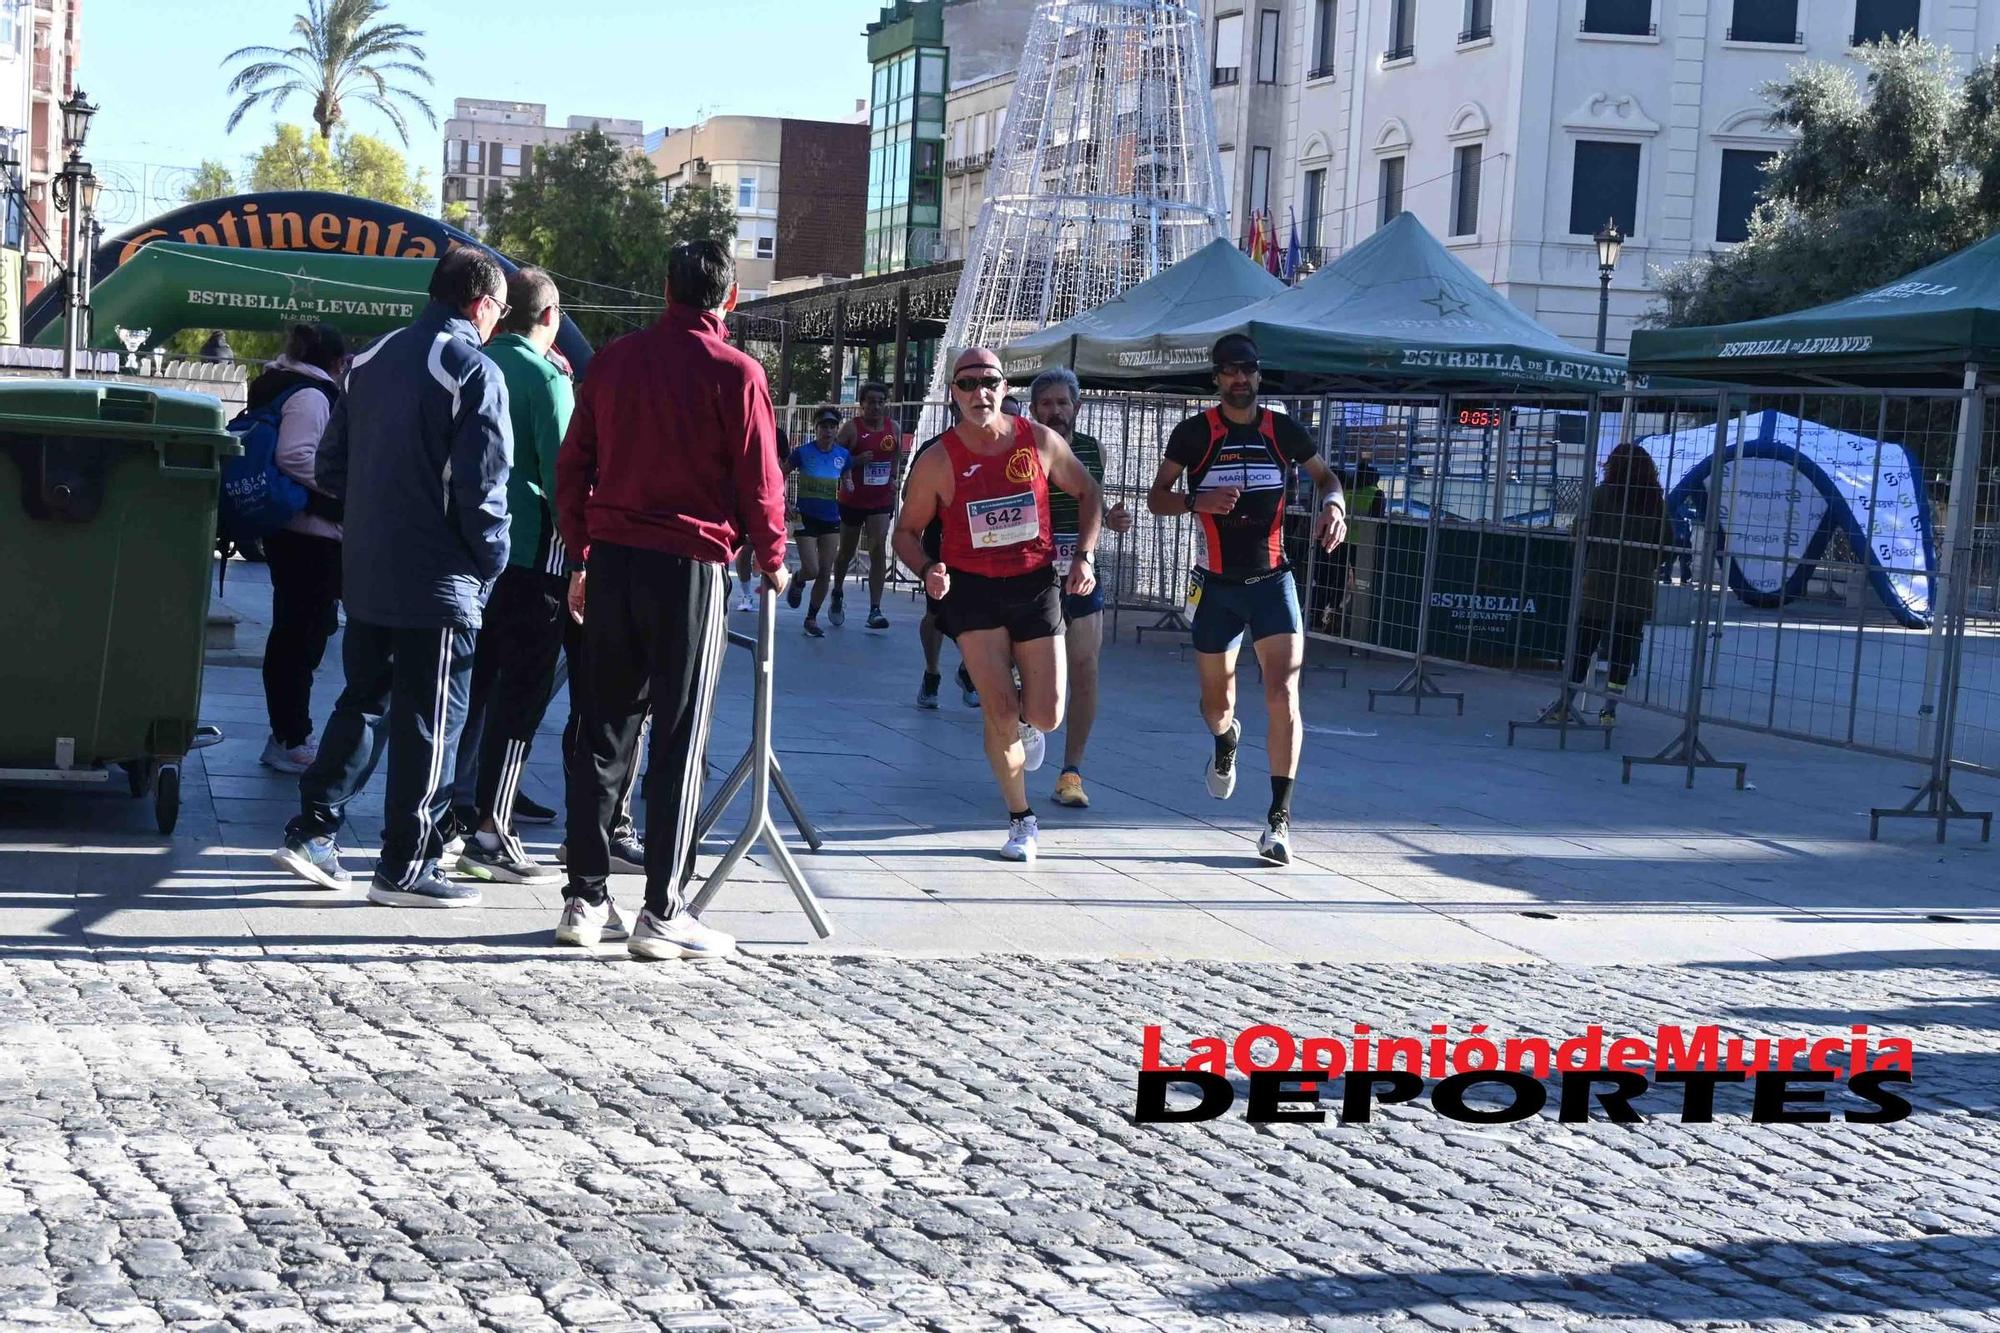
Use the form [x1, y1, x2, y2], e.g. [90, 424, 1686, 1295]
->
[183, 160, 238, 203]
[1650, 39, 2000, 327]
[481, 129, 739, 346]
[752, 342, 833, 407]
[224, 0, 435, 144]
[245, 123, 429, 210]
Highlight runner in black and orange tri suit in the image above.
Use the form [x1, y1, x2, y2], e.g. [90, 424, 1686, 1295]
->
[1146, 333, 1347, 866]
[893, 348, 1102, 864]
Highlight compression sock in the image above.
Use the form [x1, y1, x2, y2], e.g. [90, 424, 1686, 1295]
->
[1214, 721, 1239, 765]
[1268, 776, 1295, 823]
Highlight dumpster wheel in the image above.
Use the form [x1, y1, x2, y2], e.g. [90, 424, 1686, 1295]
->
[154, 763, 181, 835]
[125, 760, 151, 798]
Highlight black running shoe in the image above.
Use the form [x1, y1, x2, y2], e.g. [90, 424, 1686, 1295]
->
[804, 618, 825, 638]
[513, 792, 557, 824]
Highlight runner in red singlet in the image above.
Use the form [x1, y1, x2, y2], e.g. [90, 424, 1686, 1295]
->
[834, 381, 899, 629]
[893, 348, 1103, 864]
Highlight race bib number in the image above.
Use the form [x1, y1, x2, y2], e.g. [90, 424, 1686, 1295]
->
[863, 460, 893, 488]
[1185, 565, 1206, 620]
[1052, 531, 1078, 575]
[968, 491, 1040, 549]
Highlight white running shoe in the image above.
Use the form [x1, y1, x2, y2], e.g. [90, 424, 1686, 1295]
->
[602, 899, 631, 941]
[555, 896, 609, 947]
[260, 735, 316, 775]
[735, 588, 756, 613]
[1258, 815, 1292, 866]
[1001, 813, 1039, 864]
[1206, 719, 1242, 800]
[1019, 721, 1047, 773]
[627, 910, 736, 961]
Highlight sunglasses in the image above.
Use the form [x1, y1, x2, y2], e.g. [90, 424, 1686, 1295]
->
[954, 373, 1005, 393]
[1217, 360, 1260, 378]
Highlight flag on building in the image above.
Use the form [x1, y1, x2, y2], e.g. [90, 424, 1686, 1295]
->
[1263, 212, 1282, 277]
[1284, 209, 1303, 285]
[1246, 211, 1266, 268]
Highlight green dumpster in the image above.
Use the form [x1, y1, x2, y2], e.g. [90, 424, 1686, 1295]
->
[0, 380, 240, 833]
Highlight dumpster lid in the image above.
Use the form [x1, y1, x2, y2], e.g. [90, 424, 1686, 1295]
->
[0, 379, 233, 437]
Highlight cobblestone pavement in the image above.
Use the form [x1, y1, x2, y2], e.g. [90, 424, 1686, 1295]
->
[2, 951, 1996, 1332]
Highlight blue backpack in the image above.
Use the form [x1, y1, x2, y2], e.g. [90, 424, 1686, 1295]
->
[218, 386, 312, 542]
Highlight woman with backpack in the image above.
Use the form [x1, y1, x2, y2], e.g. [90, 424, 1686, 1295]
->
[254, 323, 350, 774]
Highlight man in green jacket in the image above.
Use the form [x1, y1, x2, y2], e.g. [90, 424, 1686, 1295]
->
[454, 268, 589, 891]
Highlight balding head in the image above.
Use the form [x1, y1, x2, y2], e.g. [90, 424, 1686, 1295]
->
[947, 346, 1008, 430]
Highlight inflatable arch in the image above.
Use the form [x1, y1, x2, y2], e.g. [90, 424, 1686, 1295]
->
[1613, 409, 1937, 630]
[20, 190, 594, 370]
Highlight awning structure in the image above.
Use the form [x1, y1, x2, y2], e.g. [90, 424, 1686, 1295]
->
[1629, 231, 2000, 388]
[37, 241, 433, 351]
[1038, 214, 1629, 394]
[997, 239, 1285, 383]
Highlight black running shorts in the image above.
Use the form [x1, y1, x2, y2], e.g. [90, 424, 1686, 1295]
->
[942, 566, 1063, 643]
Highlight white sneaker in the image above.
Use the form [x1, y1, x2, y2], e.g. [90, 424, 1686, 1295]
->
[1019, 721, 1047, 773]
[1205, 719, 1242, 800]
[1001, 813, 1039, 864]
[260, 735, 316, 775]
[1258, 815, 1292, 866]
[554, 896, 609, 947]
[627, 910, 735, 961]
[602, 899, 631, 941]
[735, 588, 756, 613]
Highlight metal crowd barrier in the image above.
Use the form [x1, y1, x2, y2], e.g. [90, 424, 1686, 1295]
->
[688, 588, 832, 936]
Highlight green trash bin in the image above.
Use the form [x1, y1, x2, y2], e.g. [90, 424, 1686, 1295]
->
[0, 380, 240, 834]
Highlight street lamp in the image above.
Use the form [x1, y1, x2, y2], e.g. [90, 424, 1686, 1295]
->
[1594, 217, 1624, 355]
[52, 89, 99, 378]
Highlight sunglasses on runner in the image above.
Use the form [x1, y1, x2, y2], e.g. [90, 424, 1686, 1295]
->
[953, 373, 1005, 393]
[1216, 360, 1260, 378]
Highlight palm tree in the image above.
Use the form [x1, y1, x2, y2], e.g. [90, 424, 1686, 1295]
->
[223, 0, 436, 146]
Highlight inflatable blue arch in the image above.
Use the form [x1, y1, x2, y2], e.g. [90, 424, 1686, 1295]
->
[1651, 409, 1937, 630]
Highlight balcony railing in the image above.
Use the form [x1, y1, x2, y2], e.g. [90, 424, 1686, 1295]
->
[1211, 66, 1240, 87]
[1458, 25, 1492, 41]
[1308, 63, 1336, 79]
[1579, 17, 1656, 34]
[1726, 26, 1802, 43]
[1383, 44, 1415, 62]
[1852, 27, 1914, 45]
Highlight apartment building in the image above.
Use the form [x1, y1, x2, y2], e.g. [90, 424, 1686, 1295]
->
[650, 115, 867, 302]
[1214, 0, 2000, 353]
[4, 0, 84, 305]
[442, 99, 643, 235]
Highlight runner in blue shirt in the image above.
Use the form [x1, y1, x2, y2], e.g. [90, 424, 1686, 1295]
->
[786, 409, 852, 637]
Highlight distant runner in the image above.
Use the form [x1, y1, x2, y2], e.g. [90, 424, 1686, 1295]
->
[785, 409, 850, 638]
[894, 348, 1102, 863]
[834, 381, 898, 629]
[1027, 367, 1133, 809]
[1145, 334, 1346, 865]
[907, 412, 981, 711]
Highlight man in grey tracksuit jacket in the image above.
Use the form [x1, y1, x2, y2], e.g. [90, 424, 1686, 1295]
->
[273, 249, 515, 907]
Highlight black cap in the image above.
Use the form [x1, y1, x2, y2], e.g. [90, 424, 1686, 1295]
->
[816, 408, 841, 424]
[1211, 333, 1260, 367]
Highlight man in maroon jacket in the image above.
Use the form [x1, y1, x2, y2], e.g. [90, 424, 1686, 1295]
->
[554, 239, 790, 960]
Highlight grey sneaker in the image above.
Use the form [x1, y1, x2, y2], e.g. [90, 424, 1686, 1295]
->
[867, 607, 890, 630]
[271, 831, 348, 891]
[610, 834, 646, 875]
[917, 672, 941, 709]
[367, 867, 482, 908]
[259, 734, 315, 775]
[627, 910, 735, 961]
[457, 832, 561, 885]
[1206, 719, 1242, 800]
[829, 589, 846, 627]
[1258, 815, 1292, 866]
[958, 665, 980, 708]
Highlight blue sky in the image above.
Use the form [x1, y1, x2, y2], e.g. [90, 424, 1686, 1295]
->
[81, 0, 878, 193]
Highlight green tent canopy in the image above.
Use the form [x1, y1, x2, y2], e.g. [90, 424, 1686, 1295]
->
[1052, 213, 1628, 394]
[1629, 230, 2000, 387]
[39, 241, 434, 350]
[997, 239, 1286, 385]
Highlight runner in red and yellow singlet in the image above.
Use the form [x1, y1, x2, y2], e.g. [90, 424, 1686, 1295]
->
[833, 381, 900, 629]
[893, 348, 1103, 865]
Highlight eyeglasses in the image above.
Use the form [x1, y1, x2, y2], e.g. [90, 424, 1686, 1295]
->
[953, 374, 1005, 393]
[1216, 360, 1260, 378]
[486, 293, 512, 320]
